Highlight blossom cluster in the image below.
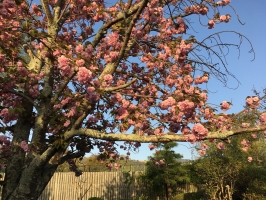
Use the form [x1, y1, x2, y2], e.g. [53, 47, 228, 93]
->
[20, 141, 29, 152]
[217, 142, 226, 150]
[246, 96, 260, 109]
[107, 163, 121, 170]
[150, 156, 165, 167]
[241, 139, 251, 152]
[0, 108, 18, 123]
[159, 97, 176, 110]
[192, 124, 208, 137]
[184, 5, 209, 15]
[220, 101, 231, 111]
[217, 0, 231, 6]
[194, 75, 209, 84]
[260, 113, 266, 125]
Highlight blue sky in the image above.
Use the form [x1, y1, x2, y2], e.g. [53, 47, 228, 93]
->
[127, 1, 266, 161]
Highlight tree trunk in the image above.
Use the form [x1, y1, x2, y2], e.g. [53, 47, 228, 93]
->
[2, 163, 58, 200]
[2, 100, 33, 199]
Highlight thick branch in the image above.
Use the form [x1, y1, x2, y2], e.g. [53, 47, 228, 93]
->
[64, 126, 266, 143]
[26, 49, 42, 73]
[103, 78, 137, 92]
[40, 0, 53, 24]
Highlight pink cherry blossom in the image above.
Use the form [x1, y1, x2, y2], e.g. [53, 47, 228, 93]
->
[185, 134, 196, 144]
[104, 74, 113, 84]
[76, 59, 85, 67]
[192, 124, 208, 136]
[201, 143, 208, 149]
[220, 101, 230, 111]
[105, 32, 119, 46]
[64, 120, 71, 127]
[241, 139, 250, 147]
[0, 108, 18, 123]
[242, 147, 248, 152]
[247, 156, 252, 162]
[20, 141, 29, 152]
[148, 144, 156, 150]
[208, 20, 215, 29]
[154, 128, 161, 135]
[222, 0, 231, 6]
[219, 15, 227, 22]
[113, 163, 121, 170]
[58, 55, 69, 66]
[107, 163, 113, 170]
[217, 142, 225, 150]
[112, 93, 123, 103]
[241, 123, 249, 128]
[246, 96, 260, 109]
[251, 134, 257, 139]
[122, 99, 130, 108]
[75, 44, 83, 53]
[65, 107, 77, 117]
[198, 150, 206, 156]
[77, 67, 92, 84]
[116, 107, 129, 120]
[159, 97, 176, 110]
[260, 113, 266, 124]
[159, 159, 165, 164]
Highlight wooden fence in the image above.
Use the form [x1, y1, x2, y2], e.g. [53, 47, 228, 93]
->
[0, 171, 198, 200]
[39, 171, 145, 200]
[38, 171, 197, 200]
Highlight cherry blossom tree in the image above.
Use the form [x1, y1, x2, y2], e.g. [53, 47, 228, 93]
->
[0, 0, 265, 199]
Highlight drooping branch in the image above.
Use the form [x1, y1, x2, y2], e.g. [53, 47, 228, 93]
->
[64, 126, 266, 143]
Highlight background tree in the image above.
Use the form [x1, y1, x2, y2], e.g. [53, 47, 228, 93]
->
[0, 0, 265, 199]
[192, 143, 242, 200]
[191, 110, 266, 200]
[140, 142, 190, 200]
